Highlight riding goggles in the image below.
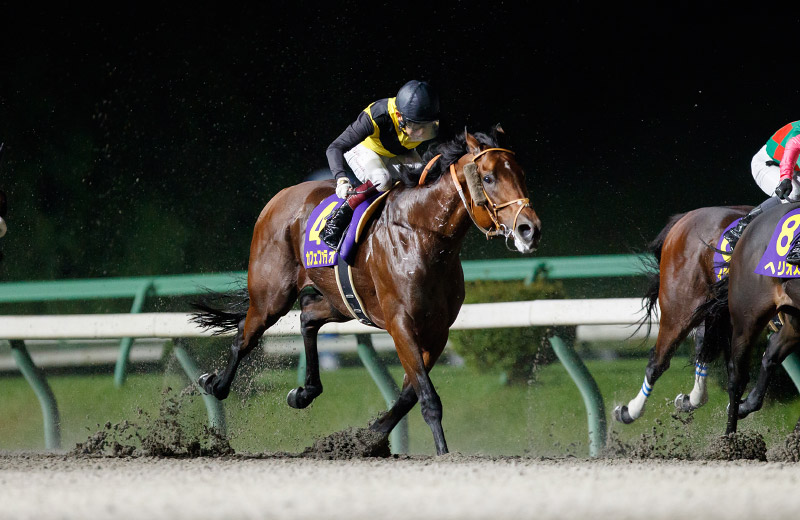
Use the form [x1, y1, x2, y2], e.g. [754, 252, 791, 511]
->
[403, 119, 439, 142]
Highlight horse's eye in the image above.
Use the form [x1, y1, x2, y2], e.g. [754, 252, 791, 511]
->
[483, 172, 495, 184]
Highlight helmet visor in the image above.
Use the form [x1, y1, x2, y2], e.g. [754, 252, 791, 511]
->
[404, 120, 439, 142]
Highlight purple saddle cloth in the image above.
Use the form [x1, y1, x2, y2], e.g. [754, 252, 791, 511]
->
[754, 209, 800, 278]
[303, 192, 381, 269]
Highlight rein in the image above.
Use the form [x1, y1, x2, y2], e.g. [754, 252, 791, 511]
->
[448, 148, 530, 239]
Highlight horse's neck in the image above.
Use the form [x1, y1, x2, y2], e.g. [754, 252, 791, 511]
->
[389, 175, 472, 243]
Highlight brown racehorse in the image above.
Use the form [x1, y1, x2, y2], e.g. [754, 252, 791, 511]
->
[693, 201, 800, 434]
[192, 127, 541, 455]
[613, 205, 751, 424]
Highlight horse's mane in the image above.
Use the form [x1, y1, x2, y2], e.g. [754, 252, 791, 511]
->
[397, 131, 499, 187]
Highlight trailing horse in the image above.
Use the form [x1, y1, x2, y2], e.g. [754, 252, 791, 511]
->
[613, 205, 751, 424]
[191, 126, 541, 455]
[692, 201, 800, 434]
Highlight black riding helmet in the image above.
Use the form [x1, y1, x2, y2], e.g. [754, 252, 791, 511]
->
[396, 80, 439, 123]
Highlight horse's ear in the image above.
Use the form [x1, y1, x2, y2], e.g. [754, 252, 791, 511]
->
[492, 123, 509, 147]
[464, 127, 481, 155]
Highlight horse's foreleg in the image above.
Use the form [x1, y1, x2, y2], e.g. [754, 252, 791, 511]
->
[739, 315, 799, 419]
[726, 325, 761, 435]
[369, 380, 418, 434]
[287, 290, 337, 409]
[391, 327, 448, 455]
[675, 313, 730, 413]
[413, 370, 447, 455]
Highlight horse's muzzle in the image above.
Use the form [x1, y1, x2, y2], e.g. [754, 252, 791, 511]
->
[514, 214, 541, 252]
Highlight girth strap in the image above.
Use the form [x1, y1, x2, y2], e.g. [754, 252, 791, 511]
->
[334, 256, 379, 328]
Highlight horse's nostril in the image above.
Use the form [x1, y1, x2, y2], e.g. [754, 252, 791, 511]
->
[517, 224, 532, 239]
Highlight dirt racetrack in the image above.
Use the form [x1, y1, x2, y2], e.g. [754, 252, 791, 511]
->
[3, 452, 800, 520]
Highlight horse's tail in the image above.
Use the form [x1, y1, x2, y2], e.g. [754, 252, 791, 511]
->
[632, 212, 686, 340]
[190, 287, 250, 335]
[690, 275, 730, 335]
[687, 274, 731, 362]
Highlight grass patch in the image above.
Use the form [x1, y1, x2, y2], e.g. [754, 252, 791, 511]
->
[1, 353, 798, 457]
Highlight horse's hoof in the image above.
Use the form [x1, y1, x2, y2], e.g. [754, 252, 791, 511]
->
[198, 372, 214, 394]
[287, 387, 308, 409]
[674, 393, 697, 412]
[613, 405, 635, 424]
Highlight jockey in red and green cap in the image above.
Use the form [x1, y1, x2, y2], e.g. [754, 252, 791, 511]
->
[724, 121, 800, 263]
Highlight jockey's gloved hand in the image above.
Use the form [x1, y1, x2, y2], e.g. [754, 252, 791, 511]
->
[775, 178, 793, 200]
[335, 178, 351, 199]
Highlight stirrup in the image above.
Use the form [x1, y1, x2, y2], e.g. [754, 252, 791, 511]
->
[768, 314, 784, 333]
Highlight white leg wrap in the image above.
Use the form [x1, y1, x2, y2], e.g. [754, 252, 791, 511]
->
[688, 362, 709, 407]
[626, 376, 652, 419]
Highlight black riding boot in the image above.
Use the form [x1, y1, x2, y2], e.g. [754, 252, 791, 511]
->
[320, 203, 354, 250]
[723, 196, 781, 250]
[786, 238, 800, 265]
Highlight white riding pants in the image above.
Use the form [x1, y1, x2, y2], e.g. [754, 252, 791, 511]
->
[344, 144, 423, 192]
[751, 144, 800, 202]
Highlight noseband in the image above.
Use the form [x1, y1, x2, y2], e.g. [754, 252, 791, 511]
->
[427, 148, 528, 239]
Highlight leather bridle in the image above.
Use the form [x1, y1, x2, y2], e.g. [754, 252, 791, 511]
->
[419, 148, 529, 239]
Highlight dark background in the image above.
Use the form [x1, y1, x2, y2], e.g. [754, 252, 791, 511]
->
[0, 3, 796, 281]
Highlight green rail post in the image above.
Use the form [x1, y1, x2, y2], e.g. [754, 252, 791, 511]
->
[547, 334, 606, 457]
[173, 340, 227, 435]
[355, 334, 408, 454]
[9, 340, 61, 450]
[114, 280, 154, 387]
[781, 352, 800, 394]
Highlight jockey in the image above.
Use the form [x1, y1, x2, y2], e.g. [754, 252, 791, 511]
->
[724, 121, 800, 263]
[319, 80, 440, 249]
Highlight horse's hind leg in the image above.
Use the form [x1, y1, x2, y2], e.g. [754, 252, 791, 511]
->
[725, 322, 763, 434]
[675, 312, 729, 412]
[199, 307, 270, 400]
[739, 312, 800, 419]
[200, 268, 299, 400]
[673, 324, 710, 412]
[287, 288, 348, 409]
[614, 314, 696, 424]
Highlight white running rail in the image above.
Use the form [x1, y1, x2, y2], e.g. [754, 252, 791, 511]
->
[0, 298, 658, 339]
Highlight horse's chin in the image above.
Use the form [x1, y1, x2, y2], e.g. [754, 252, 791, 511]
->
[513, 237, 537, 254]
